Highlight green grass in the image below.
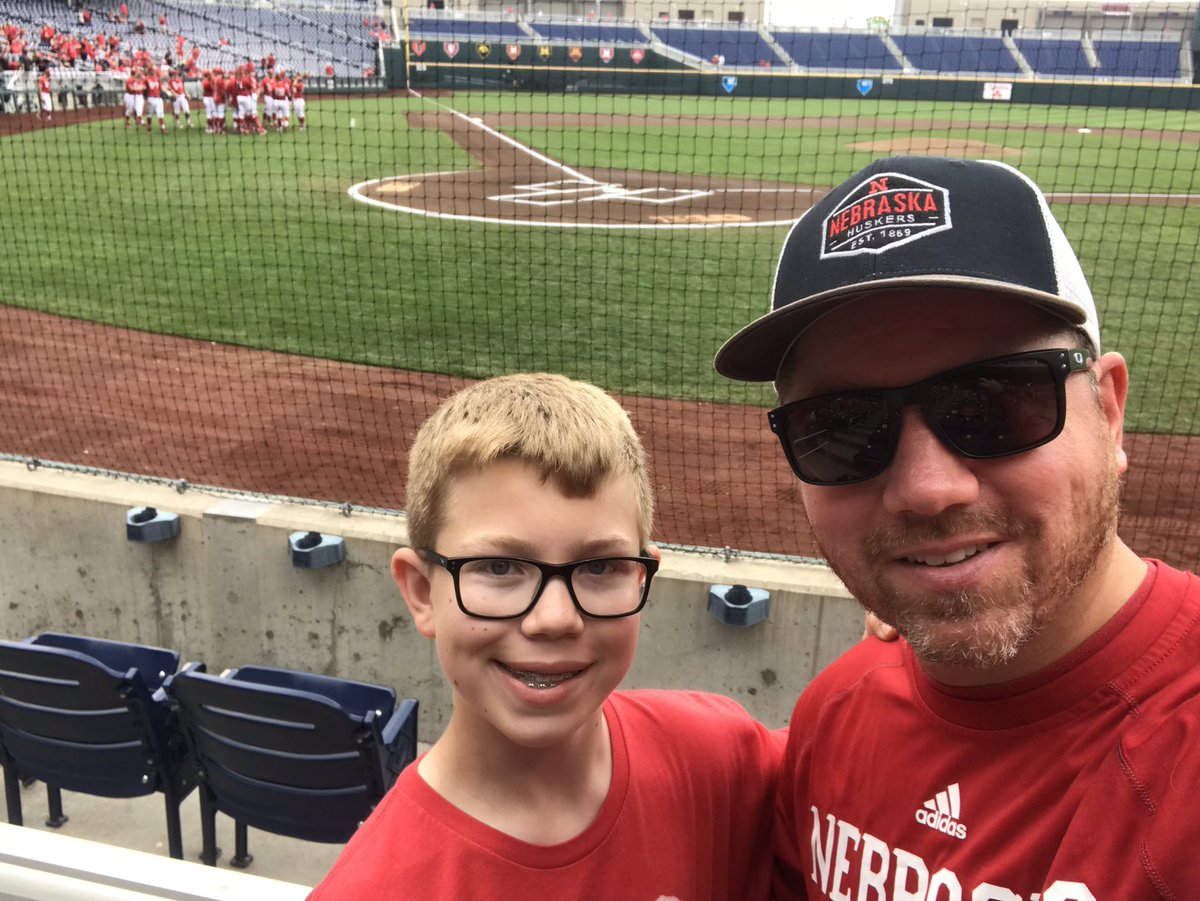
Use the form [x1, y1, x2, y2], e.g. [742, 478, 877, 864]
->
[3, 91, 1198, 432]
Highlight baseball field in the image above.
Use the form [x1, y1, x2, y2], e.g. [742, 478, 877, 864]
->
[1, 88, 1197, 566]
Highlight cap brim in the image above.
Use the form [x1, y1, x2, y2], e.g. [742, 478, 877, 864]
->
[713, 276, 1092, 383]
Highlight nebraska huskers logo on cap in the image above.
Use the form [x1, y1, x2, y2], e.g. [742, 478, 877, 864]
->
[822, 172, 951, 258]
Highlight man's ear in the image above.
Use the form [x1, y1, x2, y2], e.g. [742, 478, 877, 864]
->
[393, 547, 436, 639]
[1094, 352, 1130, 475]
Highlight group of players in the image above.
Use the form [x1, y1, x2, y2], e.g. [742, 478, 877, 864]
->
[121, 63, 306, 135]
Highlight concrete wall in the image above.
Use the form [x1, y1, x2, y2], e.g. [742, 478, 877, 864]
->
[0, 461, 862, 738]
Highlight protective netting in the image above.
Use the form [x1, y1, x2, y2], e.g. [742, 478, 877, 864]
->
[1, 0, 1197, 569]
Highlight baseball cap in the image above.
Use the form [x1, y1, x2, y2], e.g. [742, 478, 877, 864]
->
[714, 156, 1101, 382]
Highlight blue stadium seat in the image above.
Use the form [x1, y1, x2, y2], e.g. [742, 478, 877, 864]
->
[0, 632, 197, 859]
[165, 664, 418, 868]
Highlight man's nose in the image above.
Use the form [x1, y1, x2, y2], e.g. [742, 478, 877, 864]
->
[880, 407, 981, 517]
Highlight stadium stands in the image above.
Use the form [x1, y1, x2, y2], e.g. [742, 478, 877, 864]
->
[1093, 36, 1182, 78]
[650, 24, 779, 67]
[770, 30, 900, 71]
[1015, 36, 1095, 76]
[528, 21, 648, 45]
[893, 33, 1022, 74]
[2, 3, 1191, 83]
[406, 14, 526, 42]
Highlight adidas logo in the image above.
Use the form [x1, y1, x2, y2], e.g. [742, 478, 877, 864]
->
[914, 782, 968, 840]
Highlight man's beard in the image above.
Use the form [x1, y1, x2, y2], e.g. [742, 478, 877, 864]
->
[811, 458, 1122, 671]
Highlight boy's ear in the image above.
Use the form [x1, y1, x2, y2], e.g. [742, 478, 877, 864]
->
[392, 547, 436, 639]
[645, 544, 662, 564]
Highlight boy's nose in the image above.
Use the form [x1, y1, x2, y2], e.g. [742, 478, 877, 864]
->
[521, 575, 584, 637]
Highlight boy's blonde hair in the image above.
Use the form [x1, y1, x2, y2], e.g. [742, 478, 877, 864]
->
[404, 373, 654, 551]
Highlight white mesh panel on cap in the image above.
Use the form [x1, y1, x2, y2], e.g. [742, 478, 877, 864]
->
[979, 160, 1102, 352]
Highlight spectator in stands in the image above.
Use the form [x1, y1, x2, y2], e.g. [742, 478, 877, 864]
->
[307, 373, 782, 899]
[714, 155, 1200, 898]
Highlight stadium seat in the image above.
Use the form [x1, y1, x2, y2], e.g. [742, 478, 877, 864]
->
[0, 632, 197, 860]
[164, 664, 418, 868]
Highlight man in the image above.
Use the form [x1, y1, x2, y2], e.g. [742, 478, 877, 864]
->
[715, 156, 1199, 900]
[37, 69, 51, 122]
[143, 64, 165, 133]
[166, 69, 190, 128]
[122, 65, 144, 128]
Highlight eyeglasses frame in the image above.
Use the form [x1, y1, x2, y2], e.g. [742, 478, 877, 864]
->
[768, 347, 1094, 486]
[419, 548, 659, 620]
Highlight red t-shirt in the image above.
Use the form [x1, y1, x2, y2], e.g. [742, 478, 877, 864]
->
[309, 691, 783, 900]
[272, 80, 288, 100]
[773, 560, 1200, 900]
[145, 76, 161, 98]
[125, 76, 145, 94]
[291, 80, 304, 98]
[167, 77, 183, 96]
[38, 75, 49, 93]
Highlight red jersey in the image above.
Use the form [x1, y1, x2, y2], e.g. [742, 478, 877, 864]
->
[145, 76, 161, 98]
[201, 76, 213, 97]
[167, 76, 184, 96]
[125, 76, 145, 94]
[223, 75, 236, 98]
[37, 75, 49, 93]
[291, 79, 304, 98]
[271, 79, 288, 100]
[236, 73, 254, 95]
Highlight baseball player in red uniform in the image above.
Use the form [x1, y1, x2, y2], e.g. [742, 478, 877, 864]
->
[37, 71, 52, 123]
[212, 68, 230, 134]
[200, 69, 215, 132]
[123, 68, 145, 128]
[260, 70, 276, 128]
[270, 68, 290, 131]
[167, 71, 191, 128]
[144, 67, 166, 133]
[291, 73, 306, 130]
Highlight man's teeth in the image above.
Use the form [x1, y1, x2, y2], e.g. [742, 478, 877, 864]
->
[505, 666, 579, 689]
[907, 545, 989, 567]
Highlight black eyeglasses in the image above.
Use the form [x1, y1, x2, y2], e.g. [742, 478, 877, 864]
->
[419, 549, 659, 620]
[768, 348, 1093, 486]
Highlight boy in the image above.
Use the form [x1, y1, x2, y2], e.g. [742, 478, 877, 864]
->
[309, 373, 782, 899]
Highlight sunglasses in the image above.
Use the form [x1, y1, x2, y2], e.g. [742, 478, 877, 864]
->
[769, 348, 1093, 486]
